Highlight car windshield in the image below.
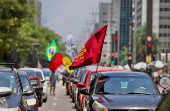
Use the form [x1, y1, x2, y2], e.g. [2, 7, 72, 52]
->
[43, 69, 51, 77]
[23, 70, 36, 77]
[0, 74, 18, 94]
[20, 75, 32, 91]
[36, 71, 43, 80]
[95, 75, 158, 95]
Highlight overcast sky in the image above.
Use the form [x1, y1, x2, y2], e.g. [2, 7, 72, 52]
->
[41, 0, 111, 43]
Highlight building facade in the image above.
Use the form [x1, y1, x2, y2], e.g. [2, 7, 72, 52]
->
[98, 2, 111, 64]
[133, 0, 170, 62]
[119, 0, 133, 51]
[98, 0, 133, 65]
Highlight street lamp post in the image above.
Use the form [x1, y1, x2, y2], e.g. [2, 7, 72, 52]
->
[128, 20, 133, 68]
[32, 43, 40, 68]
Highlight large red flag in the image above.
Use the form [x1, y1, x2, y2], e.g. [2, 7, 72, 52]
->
[69, 25, 108, 69]
[48, 53, 63, 73]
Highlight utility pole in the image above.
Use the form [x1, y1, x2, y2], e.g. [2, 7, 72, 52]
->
[110, 0, 114, 66]
[32, 43, 40, 68]
[146, 0, 153, 64]
[128, 20, 133, 68]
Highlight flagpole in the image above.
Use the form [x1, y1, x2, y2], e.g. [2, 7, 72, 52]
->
[96, 63, 99, 72]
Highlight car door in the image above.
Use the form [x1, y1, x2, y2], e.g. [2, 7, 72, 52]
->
[86, 74, 98, 111]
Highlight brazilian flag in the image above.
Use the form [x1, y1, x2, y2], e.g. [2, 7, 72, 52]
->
[46, 40, 59, 62]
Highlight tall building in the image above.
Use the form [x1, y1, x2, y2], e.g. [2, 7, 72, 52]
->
[29, 0, 41, 26]
[98, 0, 133, 64]
[119, 0, 133, 51]
[133, 0, 170, 62]
[34, 0, 41, 26]
[98, 2, 111, 64]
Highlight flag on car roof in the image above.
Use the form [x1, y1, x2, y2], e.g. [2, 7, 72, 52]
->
[48, 53, 63, 73]
[46, 40, 60, 62]
[69, 25, 108, 70]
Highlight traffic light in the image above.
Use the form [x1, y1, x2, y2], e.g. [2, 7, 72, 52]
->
[114, 31, 118, 40]
[147, 42, 152, 54]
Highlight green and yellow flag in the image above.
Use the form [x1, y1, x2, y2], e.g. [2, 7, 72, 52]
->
[46, 40, 59, 62]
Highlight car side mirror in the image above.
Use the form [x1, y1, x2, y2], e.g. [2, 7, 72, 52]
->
[76, 82, 85, 88]
[41, 80, 45, 84]
[80, 89, 90, 95]
[22, 90, 34, 96]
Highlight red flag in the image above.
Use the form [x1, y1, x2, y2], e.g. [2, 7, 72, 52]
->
[69, 25, 108, 69]
[48, 53, 63, 73]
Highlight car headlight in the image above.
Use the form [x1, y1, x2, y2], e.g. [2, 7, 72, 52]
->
[93, 101, 108, 111]
[26, 98, 36, 106]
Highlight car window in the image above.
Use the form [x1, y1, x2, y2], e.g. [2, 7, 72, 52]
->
[88, 72, 96, 86]
[95, 75, 158, 95]
[43, 70, 51, 77]
[23, 70, 36, 77]
[36, 71, 43, 80]
[20, 75, 31, 91]
[0, 73, 18, 94]
[80, 71, 88, 83]
[76, 69, 83, 79]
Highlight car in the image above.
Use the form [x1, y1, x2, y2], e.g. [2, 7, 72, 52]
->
[19, 68, 44, 106]
[42, 68, 51, 96]
[0, 64, 28, 111]
[18, 71, 39, 111]
[80, 71, 162, 111]
[42, 68, 51, 80]
[77, 69, 130, 111]
[34, 68, 47, 102]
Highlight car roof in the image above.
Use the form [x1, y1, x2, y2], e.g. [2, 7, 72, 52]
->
[100, 71, 150, 77]
[88, 69, 130, 73]
[0, 68, 17, 73]
[19, 68, 42, 71]
[0, 71, 15, 76]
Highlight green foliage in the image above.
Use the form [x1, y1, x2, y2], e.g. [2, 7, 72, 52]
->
[119, 47, 128, 65]
[119, 25, 159, 64]
[136, 25, 159, 62]
[0, 0, 66, 66]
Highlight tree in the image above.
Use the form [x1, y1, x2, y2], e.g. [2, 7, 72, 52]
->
[0, 0, 66, 67]
[136, 25, 159, 62]
[119, 24, 159, 64]
[119, 47, 128, 65]
[0, 0, 35, 61]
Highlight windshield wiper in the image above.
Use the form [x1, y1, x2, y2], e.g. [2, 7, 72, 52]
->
[96, 92, 126, 95]
[96, 92, 113, 94]
[126, 92, 151, 95]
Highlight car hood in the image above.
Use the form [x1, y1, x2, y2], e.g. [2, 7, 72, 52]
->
[93, 94, 162, 109]
[0, 94, 21, 108]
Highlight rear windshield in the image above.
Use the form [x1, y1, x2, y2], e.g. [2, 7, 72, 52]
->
[36, 71, 43, 80]
[20, 75, 31, 91]
[22, 70, 36, 77]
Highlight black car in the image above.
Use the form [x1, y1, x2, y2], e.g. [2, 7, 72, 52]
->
[0, 66, 28, 111]
[80, 71, 162, 111]
[18, 71, 39, 111]
[19, 69, 43, 106]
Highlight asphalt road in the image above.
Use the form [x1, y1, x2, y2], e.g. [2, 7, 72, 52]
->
[39, 81, 76, 111]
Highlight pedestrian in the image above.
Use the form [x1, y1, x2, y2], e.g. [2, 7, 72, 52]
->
[50, 72, 57, 95]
